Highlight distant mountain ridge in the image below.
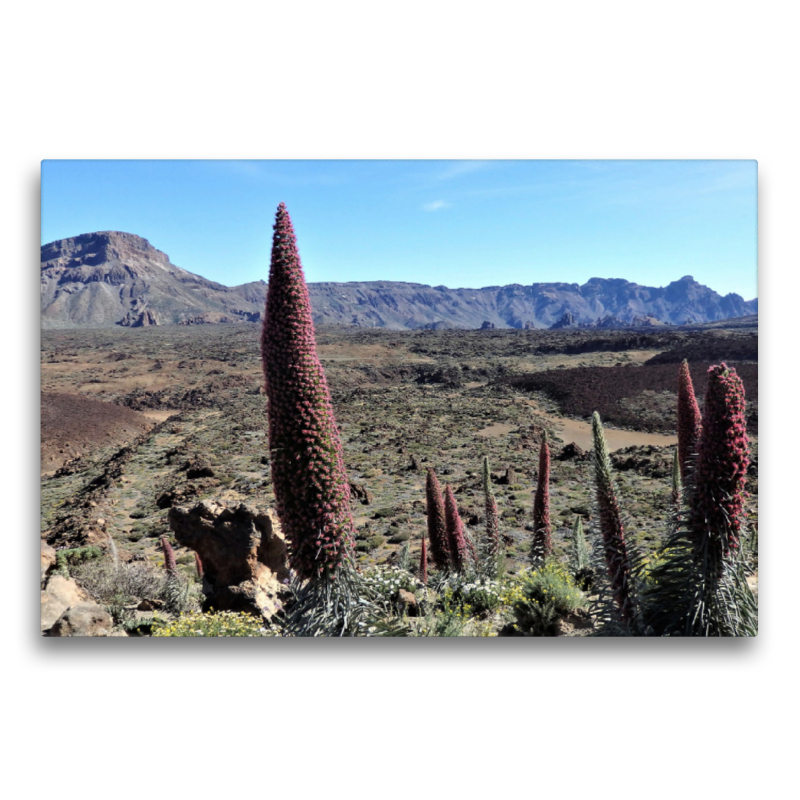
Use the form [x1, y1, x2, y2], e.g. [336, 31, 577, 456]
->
[40, 231, 758, 330]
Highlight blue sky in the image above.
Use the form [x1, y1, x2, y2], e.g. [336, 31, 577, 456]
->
[41, 160, 758, 300]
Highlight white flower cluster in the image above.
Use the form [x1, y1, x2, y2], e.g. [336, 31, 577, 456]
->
[362, 566, 422, 600]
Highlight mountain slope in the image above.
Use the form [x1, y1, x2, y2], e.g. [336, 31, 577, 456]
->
[40, 231, 757, 329]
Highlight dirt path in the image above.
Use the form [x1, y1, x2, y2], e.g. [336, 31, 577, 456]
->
[521, 398, 678, 452]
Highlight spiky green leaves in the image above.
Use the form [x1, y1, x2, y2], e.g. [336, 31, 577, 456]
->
[642, 364, 755, 636]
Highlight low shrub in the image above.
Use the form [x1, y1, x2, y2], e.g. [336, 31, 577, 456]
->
[435, 573, 503, 618]
[356, 534, 385, 552]
[54, 545, 102, 577]
[505, 563, 584, 636]
[72, 556, 202, 616]
[361, 565, 423, 604]
[152, 609, 278, 637]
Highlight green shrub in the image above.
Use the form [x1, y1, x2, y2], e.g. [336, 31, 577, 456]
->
[152, 610, 278, 637]
[54, 545, 102, 577]
[435, 573, 503, 618]
[356, 534, 385, 552]
[505, 563, 584, 636]
[361, 565, 422, 603]
[388, 530, 411, 544]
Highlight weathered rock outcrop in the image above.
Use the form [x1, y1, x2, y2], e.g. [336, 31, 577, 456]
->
[41, 541, 57, 584]
[168, 500, 291, 620]
[50, 603, 114, 637]
[41, 574, 90, 632]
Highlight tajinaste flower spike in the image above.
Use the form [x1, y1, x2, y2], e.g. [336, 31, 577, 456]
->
[687, 363, 750, 558]
[482, 456, 500, 559]
[591, 412, 634, 624]
[670, 448, 682, 510]
[160, 536, 178, 577]
[531, 430, 552, 564]
[677, 359, 702, 482]
[195, 551, 204, 580]
[419, 534, 428, 585]
[261, 203, 355, 582]
[444, 484, 469, 572]
[425, 468, 451, 571]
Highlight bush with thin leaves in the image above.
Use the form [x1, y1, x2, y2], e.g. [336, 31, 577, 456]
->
[506, 564, 584, 636]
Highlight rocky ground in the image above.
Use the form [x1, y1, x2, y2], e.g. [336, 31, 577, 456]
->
[40, 322, 758, 635]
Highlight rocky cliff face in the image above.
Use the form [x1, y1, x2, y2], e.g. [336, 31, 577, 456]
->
[41, 231, 757, 329]
[40, 231, 264, 328]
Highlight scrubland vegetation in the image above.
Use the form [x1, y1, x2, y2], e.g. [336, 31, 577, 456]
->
[40, 204, 757, 637]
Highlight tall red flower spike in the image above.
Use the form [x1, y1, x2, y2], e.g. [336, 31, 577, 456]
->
[592, 413, 634, 624]
[688, 363, 749, 557]
[261, 203, 355, 581]
[531, 431, 552, 562]
[425, 468, 451, 571]
[160, 536, 177, 577]
[444, 484, 469, 572]
[195, 551, 204, 580]
[677, 359, 702, 482]
[420, 534, 428, 585]
[482, 456, 500, 558]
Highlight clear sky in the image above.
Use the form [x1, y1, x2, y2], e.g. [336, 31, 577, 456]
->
[41, 159, 758, 300]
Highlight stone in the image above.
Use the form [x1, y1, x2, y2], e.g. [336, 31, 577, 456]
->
[41, 575, 89, 632]
[395, 589, 419, 616]
[50, 603, 114, 636]
[183, 458, 214, 479]
[348, 482, 373, 505]
[41, 541, 57, 583]
[168, 500, 290, 620]
[557, 442, 586, 461]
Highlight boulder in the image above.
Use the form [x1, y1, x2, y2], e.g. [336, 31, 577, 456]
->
[41, 575, 89, 632]
[349, 482, 373, 505]
[183, 458, 214, 479]
[557, 442, 586, 461]
[395, 589, 419, 617]
[168, 500, 291, 620]
[50, 603, 114, 636]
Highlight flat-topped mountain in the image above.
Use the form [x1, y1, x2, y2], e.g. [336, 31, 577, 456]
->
[40, 231, 757, 330]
